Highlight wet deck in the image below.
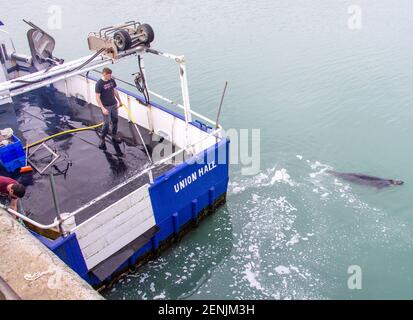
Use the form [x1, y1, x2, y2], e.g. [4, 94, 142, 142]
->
[0, 87, 176, 225]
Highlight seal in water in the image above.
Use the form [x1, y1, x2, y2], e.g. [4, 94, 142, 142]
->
[327, 170, 404, 189]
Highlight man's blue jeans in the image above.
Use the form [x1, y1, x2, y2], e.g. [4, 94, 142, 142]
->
[101, 104, 118, 139]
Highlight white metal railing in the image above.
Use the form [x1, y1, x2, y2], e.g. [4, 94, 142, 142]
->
[0, 203, 61, 230]
[0, 126, 223, 232]
[147, 88, 221, 129]
[89, 69, 221, 130]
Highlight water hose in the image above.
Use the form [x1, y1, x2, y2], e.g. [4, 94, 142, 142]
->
[26, 105, 152, 163]
[27, 123, 103, 148]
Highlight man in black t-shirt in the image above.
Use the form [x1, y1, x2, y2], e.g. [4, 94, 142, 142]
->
[95, 68, 123, 150]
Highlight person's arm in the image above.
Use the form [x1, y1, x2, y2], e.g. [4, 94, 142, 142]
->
[111, 80, 122, 108]
[95, 92, 109, 116]
[114, 89, 123, 108]
[9, 198, 17, 211]
[113, 82, 123, 108]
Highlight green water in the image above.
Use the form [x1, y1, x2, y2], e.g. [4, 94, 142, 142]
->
[4, 0, 413, 299]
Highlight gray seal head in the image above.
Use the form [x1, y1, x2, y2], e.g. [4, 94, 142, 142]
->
[390, 179, 404, 185]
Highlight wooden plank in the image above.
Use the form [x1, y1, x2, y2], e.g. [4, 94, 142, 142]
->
[78, 201, 152, 250]
[76, 192, 150, 241]
[82, 213, 155, 261]
[75, 185, 149, 237]
[73, 183, 157, 270]
[84, 216, 155, 269]
[77, 199, 151, 247]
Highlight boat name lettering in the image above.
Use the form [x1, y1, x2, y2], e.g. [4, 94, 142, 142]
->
[174, 161, 217, 193]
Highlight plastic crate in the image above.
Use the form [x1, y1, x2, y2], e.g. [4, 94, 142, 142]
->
[0, 135, 26, 173]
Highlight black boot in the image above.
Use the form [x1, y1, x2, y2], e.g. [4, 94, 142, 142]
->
[98, 137, 107, 150]
[114, 143, 124, 157]
[112, 134, 122, 144]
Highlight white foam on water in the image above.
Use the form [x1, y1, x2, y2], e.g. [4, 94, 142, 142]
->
[228, 166, 299, 195]
[286, 234, 301, 246]
[243, 263, 264, 291]
[153, 292, 166, 300]
[271, 168, 295, 186]
[225, 187, 326, 299]
[252, 193, 261, 202]
[275, 265, 291, 275]
[310, 161, 327, 170]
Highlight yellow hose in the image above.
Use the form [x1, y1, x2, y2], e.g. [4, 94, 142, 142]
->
[121, 103, 137, 123]
[28, 123, 103, 148]
[28, 104, 132, 149]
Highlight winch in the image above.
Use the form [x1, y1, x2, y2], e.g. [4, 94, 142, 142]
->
[87, 21, 155, 59]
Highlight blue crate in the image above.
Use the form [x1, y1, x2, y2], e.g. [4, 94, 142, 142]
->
[0, 135, 27, 173]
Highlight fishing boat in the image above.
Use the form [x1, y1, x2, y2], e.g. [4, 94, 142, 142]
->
[0, 20, 229, 287]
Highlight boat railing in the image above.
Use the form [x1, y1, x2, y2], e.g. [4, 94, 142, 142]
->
[87, 69, 219, 129]
[1, 125, 223, 233]
[0, 203, 61, 230]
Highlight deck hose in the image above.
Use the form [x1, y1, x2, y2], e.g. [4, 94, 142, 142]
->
[27, 123, 103, 148]
[26, 104, 152, 164]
